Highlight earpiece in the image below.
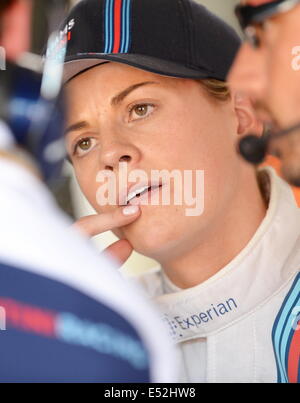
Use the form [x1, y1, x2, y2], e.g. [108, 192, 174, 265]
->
[238, 122, 300, 165]
[238, 134, 268, 165]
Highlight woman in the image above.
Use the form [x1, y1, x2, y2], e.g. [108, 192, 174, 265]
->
[61, 0, 300, 383]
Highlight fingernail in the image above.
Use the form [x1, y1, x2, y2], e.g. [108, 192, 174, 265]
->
[122, 205, 139, 216]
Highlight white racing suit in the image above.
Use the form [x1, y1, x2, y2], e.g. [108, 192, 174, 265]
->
[135, 167, 300, 383]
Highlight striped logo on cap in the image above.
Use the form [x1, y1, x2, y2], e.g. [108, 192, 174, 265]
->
[104, 0, 132, 54]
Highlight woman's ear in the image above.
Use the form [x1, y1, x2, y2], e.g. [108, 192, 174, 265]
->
[233, 92, 264, 137]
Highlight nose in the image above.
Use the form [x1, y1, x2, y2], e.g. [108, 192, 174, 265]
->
[228, 42, 267, 101]
[100, 139, 141, 172]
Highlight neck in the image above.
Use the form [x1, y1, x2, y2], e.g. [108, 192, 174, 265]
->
[161, 167, 267, 289]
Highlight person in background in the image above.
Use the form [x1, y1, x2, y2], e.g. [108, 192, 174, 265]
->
[228, 0, 300, 383]
[229, 0, 300, 189]
[0, 0, 176, 383]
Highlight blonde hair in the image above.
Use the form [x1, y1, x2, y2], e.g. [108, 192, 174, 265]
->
[195, 78, 231, 102]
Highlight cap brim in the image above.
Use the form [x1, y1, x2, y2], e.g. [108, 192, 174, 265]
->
[63, 53, 218, 84]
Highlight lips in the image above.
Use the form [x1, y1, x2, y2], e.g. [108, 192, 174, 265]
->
[119, 181, 163, 206]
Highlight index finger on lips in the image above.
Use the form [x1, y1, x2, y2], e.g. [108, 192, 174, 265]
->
[73, 205, 141, 237]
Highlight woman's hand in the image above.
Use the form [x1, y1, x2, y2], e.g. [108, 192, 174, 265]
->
[73, 205, 141, 267]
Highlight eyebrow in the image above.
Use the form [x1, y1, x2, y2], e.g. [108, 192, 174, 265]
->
[111, 81, 159, 106]
[65, 81, 159, 136]
[65, 121, 90, 136]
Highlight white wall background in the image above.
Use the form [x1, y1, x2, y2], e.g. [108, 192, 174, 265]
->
[68, 0, 241, 275]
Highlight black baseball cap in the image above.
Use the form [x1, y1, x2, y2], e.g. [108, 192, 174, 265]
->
[60, 0, 241, 83]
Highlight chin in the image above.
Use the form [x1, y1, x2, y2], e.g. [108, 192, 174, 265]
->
[123, 225, 164, 257]
[122, 214, 182, 260]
